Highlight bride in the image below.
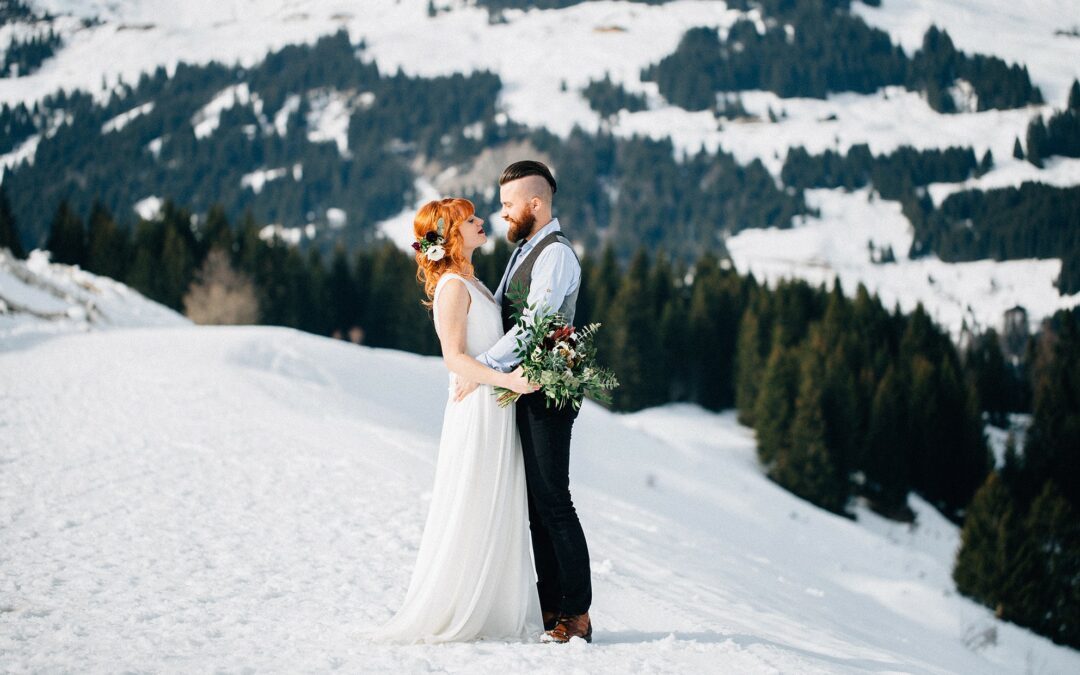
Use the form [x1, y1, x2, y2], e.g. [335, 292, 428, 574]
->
[371, 197, 543, 643]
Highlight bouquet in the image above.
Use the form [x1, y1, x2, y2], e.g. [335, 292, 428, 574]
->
[494, 283, 619, 410]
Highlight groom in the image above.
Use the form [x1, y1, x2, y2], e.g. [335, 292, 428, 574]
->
[456, 160, 593, 643]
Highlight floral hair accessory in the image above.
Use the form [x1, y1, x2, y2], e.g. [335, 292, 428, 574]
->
[413, 217, 447, 261]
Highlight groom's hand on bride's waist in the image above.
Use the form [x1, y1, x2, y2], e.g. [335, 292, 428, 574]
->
[454, 378, 479, 401]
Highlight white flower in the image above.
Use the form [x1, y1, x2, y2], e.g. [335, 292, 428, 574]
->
[425, 244, 445, 261]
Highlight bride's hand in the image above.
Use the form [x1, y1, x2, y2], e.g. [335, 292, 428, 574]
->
[504, 367, 540, 395]
[454, 377, 479, 402]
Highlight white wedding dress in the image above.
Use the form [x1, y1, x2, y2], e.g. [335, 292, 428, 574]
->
[371, 273, 542, 644]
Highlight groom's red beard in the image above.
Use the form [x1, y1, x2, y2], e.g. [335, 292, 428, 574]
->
[506, 209, 536, 244]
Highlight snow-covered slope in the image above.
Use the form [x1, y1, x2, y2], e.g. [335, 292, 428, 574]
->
[725, 188, 1080, 337]
[0, 249, 188, 348]
[2, 323, 1079, 673]
[4, 0, 1080, 336]
[854, 0, 1080, 108]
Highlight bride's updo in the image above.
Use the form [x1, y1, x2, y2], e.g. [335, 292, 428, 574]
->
[413, 197, 476, 300]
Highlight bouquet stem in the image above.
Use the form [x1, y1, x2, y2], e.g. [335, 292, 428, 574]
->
[494, 387, 522, 408]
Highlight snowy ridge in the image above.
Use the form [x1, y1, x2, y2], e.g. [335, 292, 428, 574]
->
[0, 248, 187, 347]
[2, 324, 1079, 672]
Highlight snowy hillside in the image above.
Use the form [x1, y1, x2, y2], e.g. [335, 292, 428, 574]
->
[0, 248, 187, 347]
[3, 0, 1078, 338]
[2, 321, 1079, 672]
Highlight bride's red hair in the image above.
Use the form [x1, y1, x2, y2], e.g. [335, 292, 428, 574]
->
[414, 197, 476, 302]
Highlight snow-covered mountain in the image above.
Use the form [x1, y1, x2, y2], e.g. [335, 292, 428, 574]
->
[2, 0, 1077, 338]
[0, 262, 1078, 672]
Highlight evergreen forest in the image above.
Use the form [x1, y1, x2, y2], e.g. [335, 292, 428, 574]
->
[0, 10, 1073, 290]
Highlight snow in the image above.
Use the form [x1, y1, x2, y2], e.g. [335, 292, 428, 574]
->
[985, 414, 1033, 467]
[258, 223, 303, 246]
[132, 195, 162, 220]
[2, 319, 1079, 672]
[726, 188, 1080, 337]
[272, 92, 301, 137]
[240, 166, 290, 195]
[927, 156, 1080, 206]
[0, 134, 40, 181]
[101, 101, 154, 134]
[326, 207, 346, 230]
[145, 136, 162, 158]
[191, 83, 262, 140]
[0, 248, 187, 348]
[305, 89, 357, 157]
[375, 176, 442, 250]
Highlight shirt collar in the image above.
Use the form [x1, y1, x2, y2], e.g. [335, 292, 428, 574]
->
[519, 218, 561, 254]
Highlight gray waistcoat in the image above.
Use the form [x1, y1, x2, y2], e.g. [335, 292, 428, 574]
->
[500, 231, 580, 332]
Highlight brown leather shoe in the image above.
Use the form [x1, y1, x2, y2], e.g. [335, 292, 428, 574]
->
[542, 609, 560, 631]
[542, 611, 592, 643]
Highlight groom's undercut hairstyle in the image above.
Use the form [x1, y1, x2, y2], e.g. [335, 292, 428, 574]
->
[500, 160, 557, 198]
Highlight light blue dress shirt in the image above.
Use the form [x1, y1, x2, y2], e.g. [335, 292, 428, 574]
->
[478, 218, 581, 373]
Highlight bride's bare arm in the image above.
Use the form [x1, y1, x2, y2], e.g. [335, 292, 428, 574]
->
[437, 279, 536, 395]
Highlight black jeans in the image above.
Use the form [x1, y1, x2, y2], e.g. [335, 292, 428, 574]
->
[515, 393, 592, 616]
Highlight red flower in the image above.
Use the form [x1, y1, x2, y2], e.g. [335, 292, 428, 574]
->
[552, 326, 575, 342]
[411, 241, 421, 251]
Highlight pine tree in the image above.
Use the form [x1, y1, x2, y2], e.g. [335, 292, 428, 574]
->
[85, 202, 128, 281]
[585, 246, 620, 366]
[864, 366, 911, 517]
[352, 247, 373, 343]
[201, 204, 233, 256]
[365, 242, 411, 349]
[125, 220, 160, 300]
[770, 341, 851, 515]
[1026, 116, 1048, 167]
[1023, 309, 1080, 509]
[753, 341, 800, 466]
[235, 211, 262, 278]
[735, 305, 765, 425]
[1012, 136, 1024, 160]
[651, 252, 689, 401]
[326, 245, 360, 338]
[300, 247, 329, 335]
[966, 329, 1010, 427]
[607, 249, 664, 410]
[817, 283, 861, 478]
[0, 184, 24, 258]
[1069, 79, 1080, 112]
[46, 200, 86, 267]
[158, 222, 195, 311]
[687, 254, 736, 410]
[658, 291, 689, 401]
[1017, 481, 1080, 647]
[953, 471, 1016, 603]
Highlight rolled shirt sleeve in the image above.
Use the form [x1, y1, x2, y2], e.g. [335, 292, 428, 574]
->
[476, 243, 581, 372]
